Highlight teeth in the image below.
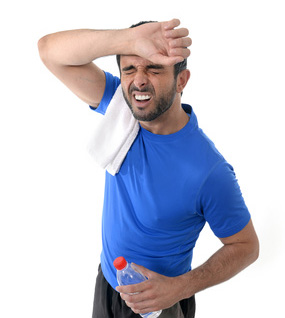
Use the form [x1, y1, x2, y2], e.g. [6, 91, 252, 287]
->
[135, 95, 151, 101]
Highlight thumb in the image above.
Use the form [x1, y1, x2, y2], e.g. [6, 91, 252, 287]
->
[131, 263, 154, 279]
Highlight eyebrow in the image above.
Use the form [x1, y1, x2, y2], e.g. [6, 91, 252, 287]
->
[146, 64, 164, 70]
[122, 65, 136, 72]
[121, 64, 165, 72]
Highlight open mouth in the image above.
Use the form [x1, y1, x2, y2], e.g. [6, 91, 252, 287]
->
[134, 94, 151, 103]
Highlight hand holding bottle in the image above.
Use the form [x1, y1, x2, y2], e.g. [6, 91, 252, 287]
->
[114, 257, 189, 317]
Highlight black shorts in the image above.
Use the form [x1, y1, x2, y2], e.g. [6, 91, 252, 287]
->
[92, 264, 195, 318]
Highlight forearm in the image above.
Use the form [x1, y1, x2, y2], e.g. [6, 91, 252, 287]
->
[180, 242, 259, 299]
[38, 28, 134, 66]
[38, 19, 191, 69]
[117, 225, 258, 314]
[37, 19, 191, 107]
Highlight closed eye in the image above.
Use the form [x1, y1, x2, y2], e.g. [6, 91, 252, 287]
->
[147, 64, 164, 74]
[150, 71, 160, 75]
[122, 65, 136, 75]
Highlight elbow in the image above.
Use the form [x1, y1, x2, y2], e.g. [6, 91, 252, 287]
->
[38, 35, 53, 66]
[246, 219, 260, 265]
[38, 35, 49, 64]
[249, 235, 260, 266]
[253, 237, 260, 263]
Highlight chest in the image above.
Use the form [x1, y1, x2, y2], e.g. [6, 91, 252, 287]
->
[117, 134, 204, 231]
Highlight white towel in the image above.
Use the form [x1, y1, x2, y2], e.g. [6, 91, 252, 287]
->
[88, 84, 139, 175]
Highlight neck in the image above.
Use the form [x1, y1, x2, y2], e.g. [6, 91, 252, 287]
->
[139, 99, 189, 135]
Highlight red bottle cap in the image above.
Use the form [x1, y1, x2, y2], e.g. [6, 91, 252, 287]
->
[113, 256, 127, 270]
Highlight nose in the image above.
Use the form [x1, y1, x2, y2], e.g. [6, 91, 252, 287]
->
[133, 70, 148, 89]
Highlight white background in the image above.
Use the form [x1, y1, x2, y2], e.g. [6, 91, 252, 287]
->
[1, 0, 284, 317]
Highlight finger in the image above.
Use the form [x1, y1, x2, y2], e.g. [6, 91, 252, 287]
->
[154, 55, 185, 66]
[170, 37, 192, 49]
[124, 297, 156, 313]
[120, 291, 146, 303]
[130, 301, 159, 315]
[169, 48, 191, 59]
[165, 28, 189, 41]
[125, 301, 132, 309]
[131, 263, 153, 278]
[163, 18, 181, 31]
[116, 280, 147, 294]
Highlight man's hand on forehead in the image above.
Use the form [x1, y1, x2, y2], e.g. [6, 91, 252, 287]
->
[131, 18, 192, 66]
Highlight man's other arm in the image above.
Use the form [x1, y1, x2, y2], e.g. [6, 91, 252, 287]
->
[117, 219, 259, 314]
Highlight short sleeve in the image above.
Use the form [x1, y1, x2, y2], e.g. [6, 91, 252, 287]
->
[89, 71, 120, 115]
[196, 161, 251, 238]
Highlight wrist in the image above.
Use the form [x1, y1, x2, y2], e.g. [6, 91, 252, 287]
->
[175, 272, 196, 300]
[109, 28, 137, 57]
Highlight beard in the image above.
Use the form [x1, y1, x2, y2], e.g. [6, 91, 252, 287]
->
[122, 81, 177, 122]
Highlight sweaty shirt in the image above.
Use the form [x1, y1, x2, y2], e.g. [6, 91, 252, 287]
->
[90, 72, 251, 290]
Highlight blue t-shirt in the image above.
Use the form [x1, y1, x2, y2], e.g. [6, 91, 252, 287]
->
[91, 71, 251, 290]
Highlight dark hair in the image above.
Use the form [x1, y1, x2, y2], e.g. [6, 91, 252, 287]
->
[116, 21, 187, 78]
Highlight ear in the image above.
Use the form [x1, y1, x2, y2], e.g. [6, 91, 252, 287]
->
[176, 69, 190, 94]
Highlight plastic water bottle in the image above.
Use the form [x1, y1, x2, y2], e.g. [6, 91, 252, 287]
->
[113, 256, 162, 318]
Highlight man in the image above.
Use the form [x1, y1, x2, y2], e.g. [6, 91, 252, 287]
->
[38, 19, 259, 318]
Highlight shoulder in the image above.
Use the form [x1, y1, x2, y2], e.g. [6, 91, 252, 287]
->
[90, 72, 120, 114]
[184, 108, 224, 166]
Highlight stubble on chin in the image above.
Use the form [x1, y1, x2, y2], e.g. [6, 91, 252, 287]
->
[121, 83, 177, 122]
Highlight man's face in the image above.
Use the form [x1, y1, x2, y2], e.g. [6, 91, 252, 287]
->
[120, 56, 178, 122]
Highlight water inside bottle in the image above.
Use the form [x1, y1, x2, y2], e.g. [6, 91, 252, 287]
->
[140, 310, 162, 318]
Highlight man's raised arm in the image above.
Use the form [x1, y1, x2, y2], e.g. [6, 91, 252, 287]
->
[38, 19, 191, 107]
